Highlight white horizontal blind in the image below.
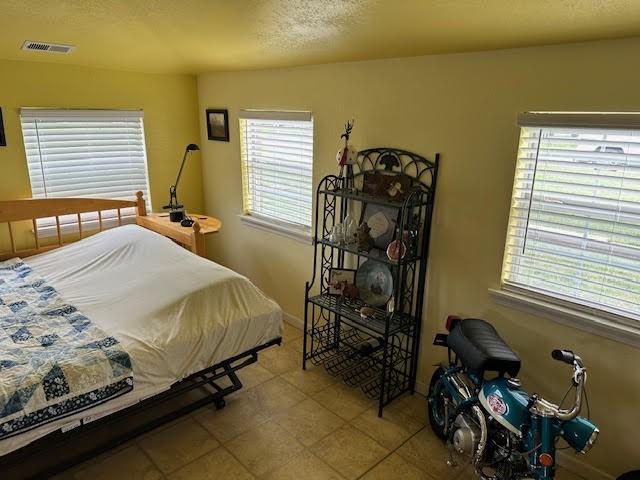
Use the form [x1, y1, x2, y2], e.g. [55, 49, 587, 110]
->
[239, 114, 313, 231]
[502, 120, 640, 322]
[20, 109, 151, 232]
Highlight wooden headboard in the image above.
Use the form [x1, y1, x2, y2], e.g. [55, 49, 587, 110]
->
[0, 191, 147, 261]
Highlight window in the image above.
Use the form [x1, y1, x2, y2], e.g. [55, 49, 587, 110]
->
[501, 112, 640, 325]
[239, 110, 313, 241]
[20, 109, 151, 232]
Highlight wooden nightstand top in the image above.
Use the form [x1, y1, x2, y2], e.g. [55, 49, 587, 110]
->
[144, 213, 221, 234]
[136, 213, 221, 257]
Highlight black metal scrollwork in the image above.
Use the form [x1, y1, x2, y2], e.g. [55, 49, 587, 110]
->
[353, 147, 437, 190]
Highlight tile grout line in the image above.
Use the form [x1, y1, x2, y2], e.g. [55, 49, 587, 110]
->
[216, 444, 258, 479]
[135, 440, 170, 479]
[305, 448, 348, 480]
[187, 381, 307, 478]
[354, 425, 428, 480]
[147, 439, 220, 478]
[348, 405, 425, 449]
[137, 415, 222, 477]
[193, 408, 273, 445]
[227, 360, 355, 477]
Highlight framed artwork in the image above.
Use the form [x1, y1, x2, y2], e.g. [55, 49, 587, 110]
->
[328, 268, 357, 295]
[0, 108, 6, 147]
[363, 171, 394, 197]
[206, 108, 229, 141]
[362, 171, 412, 201]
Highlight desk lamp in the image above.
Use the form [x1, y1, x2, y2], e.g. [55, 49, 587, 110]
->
[164, 143, 199, 223]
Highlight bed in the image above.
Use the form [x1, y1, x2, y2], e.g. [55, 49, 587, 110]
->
[0, 193, 282, 477]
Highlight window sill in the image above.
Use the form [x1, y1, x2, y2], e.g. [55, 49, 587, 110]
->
[239, 214, 312, 245]
[489, 287, 640, 349]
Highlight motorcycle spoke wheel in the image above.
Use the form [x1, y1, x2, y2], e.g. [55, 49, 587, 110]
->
[427, 367, 450, 440]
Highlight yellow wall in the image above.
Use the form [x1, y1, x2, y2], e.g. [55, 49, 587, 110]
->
[198, 37, 640, 477]
[0, 59, 202, 214]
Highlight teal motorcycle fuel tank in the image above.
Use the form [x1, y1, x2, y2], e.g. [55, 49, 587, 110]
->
[479, 377, 530, 436]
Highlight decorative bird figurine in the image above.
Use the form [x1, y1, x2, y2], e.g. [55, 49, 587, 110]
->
[337, 120, 357, 185]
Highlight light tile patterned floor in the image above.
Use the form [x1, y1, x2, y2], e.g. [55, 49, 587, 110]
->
[58, 322, 588, 479]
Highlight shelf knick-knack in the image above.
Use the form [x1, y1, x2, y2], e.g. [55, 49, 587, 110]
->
[356, 222, 374, 252]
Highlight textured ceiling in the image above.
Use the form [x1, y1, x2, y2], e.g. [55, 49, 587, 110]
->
[1, 0, 639, 74]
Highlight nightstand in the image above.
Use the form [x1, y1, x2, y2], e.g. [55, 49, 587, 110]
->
[136, 213, 221, 257]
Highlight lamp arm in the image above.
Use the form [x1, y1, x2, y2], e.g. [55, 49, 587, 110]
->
[164, 145, 198, 212]
[164, 149, 191, 210]
[173, 149, 191, 193]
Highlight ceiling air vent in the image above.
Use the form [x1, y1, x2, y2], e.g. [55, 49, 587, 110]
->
[22, 41, 75, 54]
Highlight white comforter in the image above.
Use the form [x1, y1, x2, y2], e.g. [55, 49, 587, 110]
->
[0, 224, 282, 454]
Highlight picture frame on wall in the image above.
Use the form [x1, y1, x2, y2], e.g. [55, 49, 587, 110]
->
[206, 108, 229, 142]
[0, 108, 6, 147]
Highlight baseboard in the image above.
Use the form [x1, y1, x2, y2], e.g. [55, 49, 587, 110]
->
[415, 379, 428, 396]
[282, 311, 304, 330]
[557, 451, 613, 480]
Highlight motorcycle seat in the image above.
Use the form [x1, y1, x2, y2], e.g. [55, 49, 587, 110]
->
[447, 318, 521, 377]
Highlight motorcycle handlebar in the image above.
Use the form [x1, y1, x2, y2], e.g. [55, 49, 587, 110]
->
[551, 349, 575, 365]
[537, 349, 587, 421]
[552, 349, 584, 369]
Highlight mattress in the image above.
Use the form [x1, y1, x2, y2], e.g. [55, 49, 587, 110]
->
[0, 224, 282, 455]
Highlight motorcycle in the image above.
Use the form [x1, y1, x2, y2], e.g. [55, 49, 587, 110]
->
[427, 316, 598, 480]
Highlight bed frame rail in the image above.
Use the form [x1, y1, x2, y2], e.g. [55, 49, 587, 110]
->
[0, 192, 147, 261]
[0, 336, 282, 479]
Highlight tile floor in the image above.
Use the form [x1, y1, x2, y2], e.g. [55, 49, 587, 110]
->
[57, 322, 588, 480]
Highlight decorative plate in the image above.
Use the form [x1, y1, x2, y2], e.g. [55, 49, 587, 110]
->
[386, 240, 406, 262]
[361, 204, 399, 249]
[356, 260, 393, 307]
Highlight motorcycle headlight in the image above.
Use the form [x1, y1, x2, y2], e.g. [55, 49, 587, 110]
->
[582, 427, 599, 453]
[561, 417, 599, 453]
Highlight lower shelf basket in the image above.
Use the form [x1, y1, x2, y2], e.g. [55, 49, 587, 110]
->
[306, 322, 411, 401]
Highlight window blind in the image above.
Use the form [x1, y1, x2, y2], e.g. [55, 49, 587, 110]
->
[239, 112, 313, 232]
[502, 114, 640, 322]
[20, 109, 151, 232]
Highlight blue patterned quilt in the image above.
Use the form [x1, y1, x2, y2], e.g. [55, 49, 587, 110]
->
[0, 258, 133, 439]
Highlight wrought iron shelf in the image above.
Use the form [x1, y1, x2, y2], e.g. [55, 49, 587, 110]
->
[316, 237, 420, 266]
[307, 294, 415, 336]
[304, 147, 439, 416]
[319, 187, 429, 208]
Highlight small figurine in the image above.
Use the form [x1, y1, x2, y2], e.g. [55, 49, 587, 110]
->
[342, 283, 359, 299]
[356, 222, 374, 252]
[332, 280, 359, 299]
[387, 295, 395, 314]
[387, 181, 405, 199]
[359, 306, 376, 318]
[336, 120, 357, 185]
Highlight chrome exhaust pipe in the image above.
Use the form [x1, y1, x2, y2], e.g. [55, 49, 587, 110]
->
[472, 404, 488, 471]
